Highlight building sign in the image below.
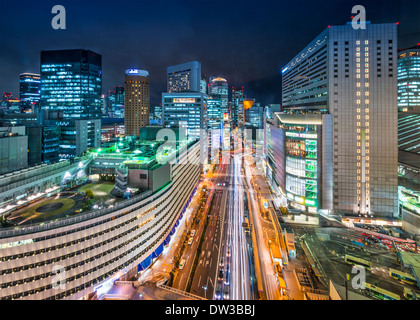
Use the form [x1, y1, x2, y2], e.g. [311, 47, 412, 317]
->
[173, 98, 196, 103]
[285, 132, 317, 139]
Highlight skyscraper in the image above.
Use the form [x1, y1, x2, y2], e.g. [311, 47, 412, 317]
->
[232, 87, 244, 128]
[397, 44, 420, 156]
[124, 69, 150, 137]
[200, 74, 207, 94]
[397, 44, 420, 113]
[19, 73, 41, 113]
[209, 76, 229, 118]
[40, 49, 102, 160]
[167, 61, 201, 93]
[40, 49, 102, 119]
[103, 86, 125, 118]
[278, 22, 398, 218]
[162, 92, 207, 139]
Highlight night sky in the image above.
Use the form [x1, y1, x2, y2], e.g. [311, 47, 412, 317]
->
[1, 0, 420, 105]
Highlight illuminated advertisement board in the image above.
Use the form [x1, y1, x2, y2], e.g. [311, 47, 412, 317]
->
[173, 98, 196, 103]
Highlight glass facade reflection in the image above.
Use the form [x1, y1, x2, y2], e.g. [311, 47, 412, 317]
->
[40, 49, 102, 119]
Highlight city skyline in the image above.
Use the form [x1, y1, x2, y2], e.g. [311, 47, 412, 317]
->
[1, 0, 420, 105]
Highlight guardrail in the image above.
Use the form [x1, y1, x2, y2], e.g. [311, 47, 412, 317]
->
[103, 294, 130, 300]
[156, 281, 207, 300]
[115, 281, 135, 286]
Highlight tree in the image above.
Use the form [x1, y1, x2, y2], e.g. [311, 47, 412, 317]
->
[85, 189, 94, 199]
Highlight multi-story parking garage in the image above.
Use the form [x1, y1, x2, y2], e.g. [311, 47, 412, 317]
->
[0, 140, 201, 300]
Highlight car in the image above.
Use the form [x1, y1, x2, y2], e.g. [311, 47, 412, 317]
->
[188, 237, 193, 245]
[219, 257, 224, 267]
[218, 269, 224, 281]
[190, 230, 196, 237]
[179, 259, 186, 270]
[214, 284, 222, 300]
[224, 271, 230, 286]
[227, 249, 231, 257]
[224, 285, 229, 300]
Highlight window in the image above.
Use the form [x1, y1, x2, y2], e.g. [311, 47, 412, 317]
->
[140, 174, 147, 179]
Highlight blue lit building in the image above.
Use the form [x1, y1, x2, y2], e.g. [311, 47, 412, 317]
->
[209, 76, 229, 118]
[207, 98, 223, 161]
[40, 49, 102, 159]
[162, 92, 207, 139]
[232, 87, 244, 128]
[40, 49, 102, 119]
[398, 44, 420, 113]
[19, 73, 41, 113]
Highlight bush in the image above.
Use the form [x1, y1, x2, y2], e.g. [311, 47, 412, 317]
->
[82, 198, 95, 211]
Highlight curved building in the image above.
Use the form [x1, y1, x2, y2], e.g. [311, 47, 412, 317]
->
[0, 141, 200, 300]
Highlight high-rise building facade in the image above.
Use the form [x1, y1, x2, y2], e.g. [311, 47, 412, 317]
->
[162, 92, 207, 139]
[280, 22, 398, 218]
[397, 44, 420, 155]
[207, 98, 223, 159]
[19, 73, 41, 113]
[200, 74, 207, 94]
[209, 76, 229, 118]
[103, 86, 125, 118]
[124, 69, 150, 137]
[232, 87, 244, 128]
[167, 61, 201, 93]
[40, 49, 102, 119]
[397, 44, 420, 113]
[0, 126, 28, 174]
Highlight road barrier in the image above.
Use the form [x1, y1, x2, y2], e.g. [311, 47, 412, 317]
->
[156, 280, 206, 300]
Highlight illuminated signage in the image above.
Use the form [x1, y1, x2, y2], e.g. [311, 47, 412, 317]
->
[173, 98, 196, 103]
[286, 132, 317, 139]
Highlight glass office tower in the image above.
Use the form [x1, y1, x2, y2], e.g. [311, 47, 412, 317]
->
[209, 76, 229, 118]
[19, 73, 41, 113]
[162, 92, 207, 139]
[398, 44, 420, 113]
[40, 49, 102, 119]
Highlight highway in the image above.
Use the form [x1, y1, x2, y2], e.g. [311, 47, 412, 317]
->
[226, 155, 252, 299]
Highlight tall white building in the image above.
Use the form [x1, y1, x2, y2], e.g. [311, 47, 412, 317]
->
[167, 61, 201, 93]
[279, 22, 398, 218]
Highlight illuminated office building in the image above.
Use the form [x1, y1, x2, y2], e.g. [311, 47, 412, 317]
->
[103, 86, 125, 119]
[200, 74, 207, 94]
[397, 44, 420, 155]
[397, 44, 420, 113]
[162, 92, 207, 139]
[207, 98, 223, 160]
[124, 69, 150, 137]
[278, 22, 398, 218]
[0, 126, 28, 174]
[167, 61, 201, 93]
[19, 73, 41, 113]
[232, 87, 244, 128]
[40, 49, 102, 119]
[209, 76, 229, 118]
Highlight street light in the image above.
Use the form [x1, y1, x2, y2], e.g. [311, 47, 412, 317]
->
[203, 285, 207, 299]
